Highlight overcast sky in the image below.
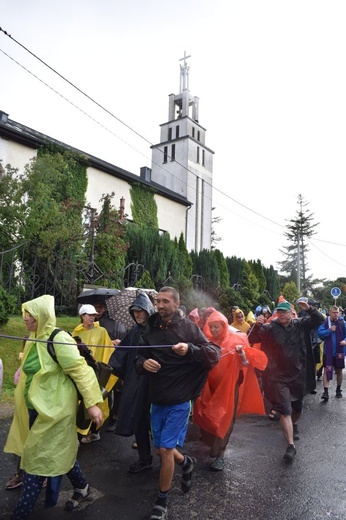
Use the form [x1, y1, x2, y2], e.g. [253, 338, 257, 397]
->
[1, 0, 346, 284]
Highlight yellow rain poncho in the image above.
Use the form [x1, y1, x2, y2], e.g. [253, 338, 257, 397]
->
[4, 295, 102, 476]
[72, 321, 117, 434]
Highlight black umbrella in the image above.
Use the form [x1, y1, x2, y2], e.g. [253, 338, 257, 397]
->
[76, 288, 121, 305]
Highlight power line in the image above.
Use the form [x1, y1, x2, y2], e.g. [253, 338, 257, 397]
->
[1, 26, 344, 268]
[0, 26, 283, 231]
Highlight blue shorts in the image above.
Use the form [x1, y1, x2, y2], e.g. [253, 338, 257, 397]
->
[151, 401, 191, 449]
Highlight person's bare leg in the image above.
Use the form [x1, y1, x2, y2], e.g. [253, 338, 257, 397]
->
[157, 447, 183, 492]
[280, 414, 294, 445]
[291, 409, 301, 425]
[322, 368, 329, 389]
[336, 368, 343, 387]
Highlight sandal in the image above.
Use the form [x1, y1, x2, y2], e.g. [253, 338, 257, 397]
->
[149, 504, 168, 519]
[181, 456, 197, 493]
[64, 485, 91, 511]
[268, 410, 279, 421]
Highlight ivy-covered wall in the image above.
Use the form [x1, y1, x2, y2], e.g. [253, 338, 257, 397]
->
[38, 144, 88, 205]
[130, 182, 158, 228]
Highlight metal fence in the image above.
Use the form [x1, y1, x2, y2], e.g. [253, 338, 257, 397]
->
[0, 242, 219, 313]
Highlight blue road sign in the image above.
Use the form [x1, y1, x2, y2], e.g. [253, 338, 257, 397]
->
[331, 287, 341, 298]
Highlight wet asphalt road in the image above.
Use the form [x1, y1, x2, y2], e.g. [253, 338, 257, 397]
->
[1, 378, 346, 520]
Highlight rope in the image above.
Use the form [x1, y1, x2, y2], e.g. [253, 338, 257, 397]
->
[0, 334, 243, 360]
[0, 333, 182, 349]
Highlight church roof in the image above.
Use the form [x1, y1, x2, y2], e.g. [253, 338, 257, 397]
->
[0, 110, 191, 207]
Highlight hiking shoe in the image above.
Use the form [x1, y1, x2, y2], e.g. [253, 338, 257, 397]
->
[80, 432, 100, 444]
[293, 424, 300, 441]
[5, 473, 23, 490]
[65, 484, 91, 510]
[181, 456, 197, 493]
[210, 456, 225, 471]
[106, 420, 117, 432]
[321, 391, 329, 401]
[149, 504, 168, 519]
[283, 444, 296, 461]
[336, 389, 342, 398]
[128, 459, 153, 473]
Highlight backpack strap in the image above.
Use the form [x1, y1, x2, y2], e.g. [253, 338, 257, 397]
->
[47, 328, 63, 363]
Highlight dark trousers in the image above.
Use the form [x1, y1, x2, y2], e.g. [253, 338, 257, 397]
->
[12, 409, 87, 520]
[135, 403, 152, 462]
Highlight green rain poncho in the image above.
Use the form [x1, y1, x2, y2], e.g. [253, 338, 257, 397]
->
[4, 295, 102, 476]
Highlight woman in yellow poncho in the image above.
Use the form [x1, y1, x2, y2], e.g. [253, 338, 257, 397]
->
[230, 309, 251, 333]
[4, 295, 103, 518]
[72, 304, 117, 443]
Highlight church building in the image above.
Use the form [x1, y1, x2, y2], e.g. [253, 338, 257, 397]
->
[0, 53, 214, 252]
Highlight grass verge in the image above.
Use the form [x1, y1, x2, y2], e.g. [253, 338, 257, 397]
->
[0, 316, 80, 417]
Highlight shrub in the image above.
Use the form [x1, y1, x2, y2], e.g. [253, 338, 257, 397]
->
[0, 286, 17, 326]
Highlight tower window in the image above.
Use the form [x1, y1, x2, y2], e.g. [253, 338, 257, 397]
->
[202, 149, 205, 166]
[197, 146, 200, 163]
[197, 130, 200, 141]
[163, 146, 168, 163]
[171, 144, 175, 161]
[168, 127, 172, 141]
[192, 127, 195, 138]
[175, 126, 180, 139]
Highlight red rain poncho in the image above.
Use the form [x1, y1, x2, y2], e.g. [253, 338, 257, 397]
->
[193, 311, 268, 439]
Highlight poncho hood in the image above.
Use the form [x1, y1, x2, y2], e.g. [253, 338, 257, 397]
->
[22, 294, 56, 339]
[129, 291, 155, 322]
[203, 310, 229, 342]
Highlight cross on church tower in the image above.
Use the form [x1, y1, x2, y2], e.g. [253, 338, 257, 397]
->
[150, 52, 214, 253]
[179, 50, 191, 93]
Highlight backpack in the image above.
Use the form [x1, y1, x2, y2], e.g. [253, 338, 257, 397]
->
[47, 328, 99, 399]
[47, 328, 113, 429]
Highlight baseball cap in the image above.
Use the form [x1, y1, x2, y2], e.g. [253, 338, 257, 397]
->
[79, 304, 97, 315]
[276, 301, 292, 312]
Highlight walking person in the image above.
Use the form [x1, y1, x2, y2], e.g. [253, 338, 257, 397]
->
[4, 295, 103, 519]
[108, 290, 155, 473]
[72, 304, 117, 443]
[136, 287, 220, 520]
[317, 305, 346, 400]
[248, 299, 324, 461]
[93, 298, 128, 432]
[230, 308, 251, 333]
[193, 310, 267, 471]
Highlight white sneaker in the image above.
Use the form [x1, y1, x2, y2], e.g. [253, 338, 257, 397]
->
[80, 432, 100, 444]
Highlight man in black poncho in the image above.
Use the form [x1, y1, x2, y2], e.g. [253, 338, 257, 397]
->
[248, 299, 324, 462]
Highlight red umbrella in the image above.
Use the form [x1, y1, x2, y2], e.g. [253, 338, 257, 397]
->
[105, 288, 157, 329]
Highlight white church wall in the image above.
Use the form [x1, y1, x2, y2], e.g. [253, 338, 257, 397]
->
[86, 166, 133, 218]
[154, 193, 186, 241]
[0, 138, 37, 172]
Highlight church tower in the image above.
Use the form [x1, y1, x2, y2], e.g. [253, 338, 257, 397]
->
[150, 52, 214, 252]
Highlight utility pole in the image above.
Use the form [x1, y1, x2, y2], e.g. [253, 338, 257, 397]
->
[297, 231, 301, 293]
